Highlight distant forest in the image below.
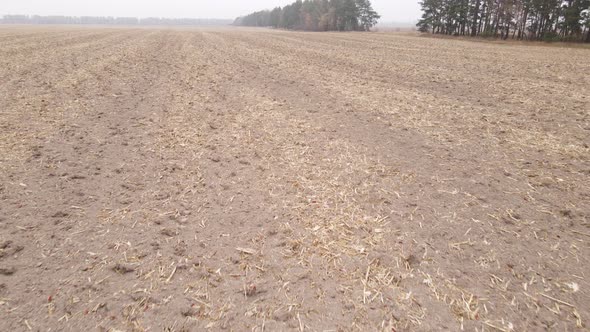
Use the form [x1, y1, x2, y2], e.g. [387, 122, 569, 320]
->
[234, 0, 381, 31]
[0, 15, 232, 26]
[417, 0, 590, 42]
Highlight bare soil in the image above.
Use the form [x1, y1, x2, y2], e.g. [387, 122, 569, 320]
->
[0, 26, 589, 332]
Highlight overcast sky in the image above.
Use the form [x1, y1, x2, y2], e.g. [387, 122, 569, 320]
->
[0, 0, 421, 22]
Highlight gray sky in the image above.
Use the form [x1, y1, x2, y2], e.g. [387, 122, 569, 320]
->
[0, 0, 421, 22]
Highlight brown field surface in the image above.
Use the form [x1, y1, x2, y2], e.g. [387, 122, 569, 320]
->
[0, 26, 589, 331]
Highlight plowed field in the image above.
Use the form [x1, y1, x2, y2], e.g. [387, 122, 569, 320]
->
[1, 26, 589, 331]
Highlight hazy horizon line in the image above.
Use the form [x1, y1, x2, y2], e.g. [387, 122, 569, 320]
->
[0, 13, 234, 20]
[0, 13, 419, 26]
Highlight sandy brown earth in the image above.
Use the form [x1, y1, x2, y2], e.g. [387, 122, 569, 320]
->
[0, 26, 589, 332]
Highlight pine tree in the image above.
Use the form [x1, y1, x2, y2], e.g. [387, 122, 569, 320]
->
[356, 0, 381, 31]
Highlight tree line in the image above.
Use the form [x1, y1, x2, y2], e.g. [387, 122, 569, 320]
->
[234, 0, 381, 31]
[0, 15, 232, 26]
[417, 0, 590, 42]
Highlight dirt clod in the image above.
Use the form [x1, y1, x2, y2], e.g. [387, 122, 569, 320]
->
[112, 263, 135, 274]
[0, 267, 17, 275]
